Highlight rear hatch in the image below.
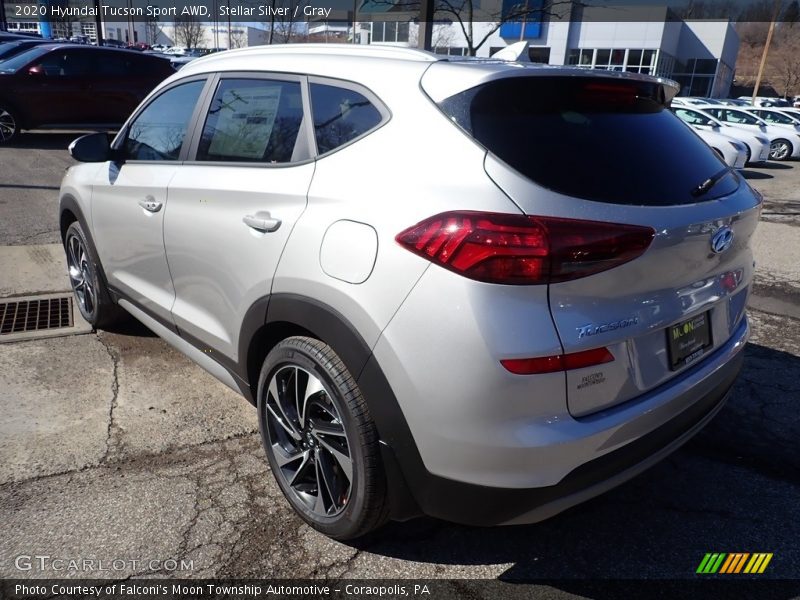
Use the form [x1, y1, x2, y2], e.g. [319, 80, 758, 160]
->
[424, 65, 761, 417]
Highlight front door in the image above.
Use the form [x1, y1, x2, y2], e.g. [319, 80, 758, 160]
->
[91, 78, 207, 324]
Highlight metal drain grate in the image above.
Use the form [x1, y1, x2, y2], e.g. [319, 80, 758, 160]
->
[0, 297, 74, 335]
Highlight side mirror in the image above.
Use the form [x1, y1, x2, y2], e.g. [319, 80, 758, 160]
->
[68, 132, 113, 162]
[27, 65, 45, 76]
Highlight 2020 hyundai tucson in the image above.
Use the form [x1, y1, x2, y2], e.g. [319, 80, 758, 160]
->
[59, 44, 760, 539]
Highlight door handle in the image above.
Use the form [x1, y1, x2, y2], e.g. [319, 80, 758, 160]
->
[243, 213, 281, 233]
[138, 198, 162, 213]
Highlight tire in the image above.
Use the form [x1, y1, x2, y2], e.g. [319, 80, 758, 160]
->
[257, 336, 389, 540]
[769, 138, 792, 161]
[64, 221, 127, 329]
[0, 105, 19, 144]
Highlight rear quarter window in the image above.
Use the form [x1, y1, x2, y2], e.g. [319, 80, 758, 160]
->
[439, 76, 739, 206]
[309, 83, 384, 155]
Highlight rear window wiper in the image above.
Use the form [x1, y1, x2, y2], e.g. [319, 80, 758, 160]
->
[691, 167, 733, 198]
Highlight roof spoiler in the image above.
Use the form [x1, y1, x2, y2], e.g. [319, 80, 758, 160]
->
[491, 41, 531, 62]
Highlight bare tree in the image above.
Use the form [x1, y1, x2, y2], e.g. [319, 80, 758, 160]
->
[173, 15, 205, 49]
[736, 0, 777, 22]
[735, 23, 800, 97]
[146, 14, 164, 45]
[765, 26, 800, 97]
[367, 0, 574, 56]
[674, 0, 741, 19]
[229, 28, 248, 48]
[784, 0, 800, 25]
[416, 22, 456, 52]
[270, 0, 310, 43]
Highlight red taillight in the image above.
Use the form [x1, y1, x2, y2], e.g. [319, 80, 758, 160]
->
[501, 347, 614, 375]
[396, 211, 655, 285]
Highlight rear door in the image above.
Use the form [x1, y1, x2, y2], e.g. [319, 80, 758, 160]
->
[439, 74, 761, 416]
[164, 74, 315, 363]
[90, 51, 155, 124]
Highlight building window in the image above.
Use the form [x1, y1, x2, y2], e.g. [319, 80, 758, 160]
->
[8, 21, 40, 33]
[568, 48, 594, 67]
[626, 49, 657, 74]
[588, 48, 626, 71]
[528, 47, 550, 63]
[672, 57, 719, 97]
[656, 52, 674, 77]
[568, 48, 650, 72]
[371, 21, 410, 43]
[434, 46, 467, 56]
[81, 22, 97, 43]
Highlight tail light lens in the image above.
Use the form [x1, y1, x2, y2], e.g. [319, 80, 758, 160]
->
[396, 211, 655, 285]
[501, 347, 615, 375]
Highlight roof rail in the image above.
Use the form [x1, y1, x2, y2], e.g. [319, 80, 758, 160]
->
[205, 43, 442, 63]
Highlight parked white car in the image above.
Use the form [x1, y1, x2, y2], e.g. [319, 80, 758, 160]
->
[738, 96, 790, 107]
[713, 99, 751, 107]
[703, 106, 800, 161]
[744, 107, 800, 132]
[163, 46, 187, 56]
[778, 107, 800, 121]
[671, 106, 771, 164]
[693, 128, 748, 169]
[671, 97, 715, 107]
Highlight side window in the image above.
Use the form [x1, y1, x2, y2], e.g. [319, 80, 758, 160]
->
[675, 109, 700, 125]
[123, 80, 205, 161]
[309, 83, 383, 154]
[41, 50, 94, 77]
[97, 54, 128, 76]
[196, 78, 304, 163]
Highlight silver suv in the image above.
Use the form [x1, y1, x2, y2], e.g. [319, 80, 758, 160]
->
[60, 45, 760, 539]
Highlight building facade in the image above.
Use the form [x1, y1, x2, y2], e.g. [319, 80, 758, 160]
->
[361, 3, 739, 98]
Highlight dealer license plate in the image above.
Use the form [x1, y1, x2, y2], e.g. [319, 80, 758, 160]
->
[667, 312, 712, 370]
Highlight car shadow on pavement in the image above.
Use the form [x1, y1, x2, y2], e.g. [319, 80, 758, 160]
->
[352, 343, 800, 588]
[756, 162, 794, 170]
[741, 170, 774, 180]
[104, 317, 158, 338]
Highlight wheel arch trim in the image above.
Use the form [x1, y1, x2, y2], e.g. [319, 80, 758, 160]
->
[241, 293, 425, 519]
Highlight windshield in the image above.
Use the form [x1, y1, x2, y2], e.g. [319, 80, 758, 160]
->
[0, 42, 18, 59]
[708, 108, 763, 126]
[0, 45, 50, 73]
[673, 107, 716, 127]
[759, 111, 797, 125]
[439, 76, 738, 206]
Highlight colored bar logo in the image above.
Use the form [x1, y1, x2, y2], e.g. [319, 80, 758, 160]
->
[697, 553, 773, 574]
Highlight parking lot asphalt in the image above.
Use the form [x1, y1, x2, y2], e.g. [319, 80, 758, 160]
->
[0, 133, 799, 587]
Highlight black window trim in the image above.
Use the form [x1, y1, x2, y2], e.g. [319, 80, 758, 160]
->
[108, 71, 391, 167]
[306, 75, 391, 159]
[182, 71, 316, 169]
[110, 74, 213, 165]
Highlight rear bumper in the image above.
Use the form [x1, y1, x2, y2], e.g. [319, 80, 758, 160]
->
[481, 351, 739, 526]
[367, 315, 748, 526]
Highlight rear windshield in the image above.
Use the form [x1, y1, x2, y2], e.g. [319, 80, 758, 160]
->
[438, 76, 739, 206]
